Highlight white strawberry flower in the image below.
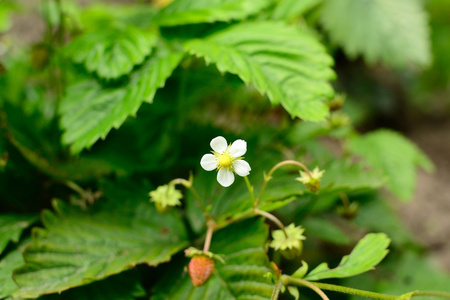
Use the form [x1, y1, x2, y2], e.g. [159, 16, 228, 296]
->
[200, 136, 251, 187]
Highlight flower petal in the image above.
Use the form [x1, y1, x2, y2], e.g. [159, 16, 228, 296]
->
[210, 136, 227, 152]
[217, 168, 234, 187]
[230, 139, 247, 157]
[233, 159, 251, 177]
[200, 154, 217, 171]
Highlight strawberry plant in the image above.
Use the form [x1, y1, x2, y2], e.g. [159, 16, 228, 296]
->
[1, 0, 450, 299]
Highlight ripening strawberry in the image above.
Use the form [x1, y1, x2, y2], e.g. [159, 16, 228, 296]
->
[188, 255, 215, 287]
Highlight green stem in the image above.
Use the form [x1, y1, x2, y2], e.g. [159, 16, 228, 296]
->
[170, 177, 213, 222]
[271, 279, 283, 300]
[282, 276, 329, 300]
[339, 192, 350, 208]
[284, 276, 450, 299]
[169, 178, 191, 188]
[244, 176, 255, 203]
[254, 208, 287, 237]
[254, 160, 311, 208]
[313, 282, 399, 300]
[410, 291, 450, 298]
[64, 180, 86, 197]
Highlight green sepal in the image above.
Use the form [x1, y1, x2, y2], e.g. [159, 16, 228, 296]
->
[292, 261, 309, 279]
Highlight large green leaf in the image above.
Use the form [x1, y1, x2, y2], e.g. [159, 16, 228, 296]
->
[12, 181, 189, 298]
[2, 251, 145, 300]
[0, 214, 38, 255]
[270, 0, 321, 21]
[184, 21, 335, 121]
[153, 218, 274, 299]
[64, 24, 157, 79]
[59, 43, 183, 154]
[347, 129, 434, 200]
[320, 0, 431, 68]
[2, 103, 117, 180]
[304, 233, 390, 281]
[38, 272, 145, 300]
[155, 0, 273, 26]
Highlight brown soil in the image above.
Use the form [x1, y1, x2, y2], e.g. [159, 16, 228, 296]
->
[402, 121, 450, 271]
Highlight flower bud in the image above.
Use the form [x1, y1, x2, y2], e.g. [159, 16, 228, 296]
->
[328, 111, 350, 129]
[337, 201, 359, 220]
[149, 184, 182, 214]
[269, 224, 306, 260]
[326, 94, 345, 112]
[296, 167, 325, 193]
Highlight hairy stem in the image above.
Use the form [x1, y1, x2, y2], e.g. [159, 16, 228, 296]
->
[410, 291, 450, 298]
[282, 276, 329, 300]
[270, 279, 283, 300]
[283, 276, 450, 300]
[313, 282, 399, 299]
[254, 208, 287, 237]
[203, 220, 215, 252]
[339, 192, 350, 208]
[169, 178, 191, 187]
[254, 160, 311, 208]
[244, 176, 255, 203]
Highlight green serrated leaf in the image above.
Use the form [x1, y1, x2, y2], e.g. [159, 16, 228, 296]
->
[347, 129, 434, 200]
[12, 181, 189, 298]
[270, 0, 322, 21]
[59, 43, 183, 154]
[0, 245, 26, 298]
[184, 21, 335, 121]
[65, 24, 157, 79]
[305, 233, 390, 281]
[153, 218, 274, 299]
[320, 0, 431, 68]
[0, 214, 38, 255]
[37, 271, 145, 300]
[155, 0, 273, 26]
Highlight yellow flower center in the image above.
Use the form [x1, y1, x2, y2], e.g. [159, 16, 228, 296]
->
[218, 152, 232, 168]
